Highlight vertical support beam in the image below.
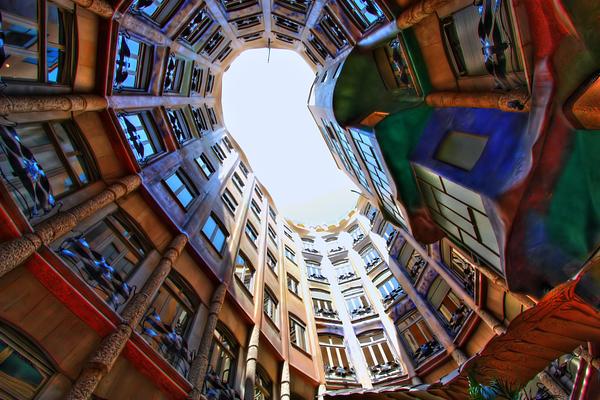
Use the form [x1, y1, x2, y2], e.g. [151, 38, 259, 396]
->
[396, 0, 453, 30]
[243, 325, 261, 400]
[538, 371, 569, 400]
[66, 234, 188, 400]
[425, 91, 531, 112]
[0, 94, 108, 114]
[398, 230, 507, 335]
[188, 283, 228, 399]
[0, 175, 141, 278]
[280, 360, 291, 400]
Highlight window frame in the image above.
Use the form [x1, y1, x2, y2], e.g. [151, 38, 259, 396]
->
[201, 213, 229, 254]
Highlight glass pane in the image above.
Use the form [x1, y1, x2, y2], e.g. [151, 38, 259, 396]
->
[0, 339, 47, 398]
[46, 47, 65, 83]
[51, 122, 89, 185]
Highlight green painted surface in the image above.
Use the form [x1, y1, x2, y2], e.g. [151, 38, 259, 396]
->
[374, 105, 433, 212]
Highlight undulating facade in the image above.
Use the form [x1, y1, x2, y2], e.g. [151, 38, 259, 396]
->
[0, 0, 598, 399]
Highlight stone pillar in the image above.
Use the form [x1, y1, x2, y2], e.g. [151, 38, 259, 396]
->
[188, 283, 228, 399]
[280, 360, 291, 400]
[538, 371, 569, 400]
[243, 325, 261, 400]
[398, 230, 507, 335]
[397, 0, 452, 29]
[0, 94, 108, 115]
[388, 257, 468, 366]
[72, 0, 113, 18]
[108, 95, 208, 112]
[66, 234, 188, 400]
[426, 91, 530, 113]
[0, 175, 141, 278]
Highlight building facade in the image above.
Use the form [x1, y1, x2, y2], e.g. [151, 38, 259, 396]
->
[0, 0, 598, 399]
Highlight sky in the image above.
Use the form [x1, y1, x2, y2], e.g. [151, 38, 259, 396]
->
[222, 48, 359, 226]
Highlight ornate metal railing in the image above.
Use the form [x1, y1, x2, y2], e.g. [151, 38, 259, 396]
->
[303, 248, 319, 254]
[324, 365, 355, 380]
[58, 235, 136, 309]
[140, 309, 194, 377]
[338, 271, 356, 283]
[113, 33, 131, 90]
[163, 53, 178, 92]
[364, 257, 381, 272]
[407, 254, 427, 283]
[412, 340, 444, 365]
[308, 273, 328, 282]
[203, 369, 241, 400]
[350, 305, 373, 319]
[314, 308, 339, 319]
[0, 126, 57, 218]
[166, 109, 187, 144]
[329, 246, 345, 254]
[370, 360, 402, 379]
[445, 304, 471, 335]
[382, 287, 405, 306]
[352, 233, 365, 244]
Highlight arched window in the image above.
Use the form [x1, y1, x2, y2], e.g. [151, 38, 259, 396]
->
[0, 323, 55, 400]
[0, 121, 97, 220]
[56, 210, 149, 309]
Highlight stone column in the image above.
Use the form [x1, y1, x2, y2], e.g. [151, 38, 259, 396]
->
[243, 325, 261, 400]
[188, 283, 228, 400]
[396, 0, 453, 30]
[0, 94, 108, 115]
[66, 234, 188, 400]
[426, 91, 531, 113]
[0, 175, 141, 278]
[398, 230, 507, 335]
[71, 0, 113, 18]
[388, 257, 468, 366]
[538, 371, 569, 400]
[280, 360, 291, 400]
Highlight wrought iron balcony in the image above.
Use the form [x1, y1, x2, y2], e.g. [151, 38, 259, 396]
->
[164, 54, 178, 92]
[407, 255, 427, 283]
[412, 340, 444, 365]
[370, 360, 402, 379]
[140, 310, 195, 377]
[58, 236, 136, 309]
[364, 257, 381, 272]
[382, 287, 405, 306]
[203, 369, 242, 400]
[350, 305, 373, 319]
[303, 248, 319, 254]
[314, 308, 339, 319]
[113, 34, 131, 90]
[337, 271, 356, 283]
[308, 272, 328, 282]
[324, 365, 356, 380]
[329, 246, 345, 254]
[352, 233, 365, 244]
[446, 304, 471, 335]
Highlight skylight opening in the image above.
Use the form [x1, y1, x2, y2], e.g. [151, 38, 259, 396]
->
[222, 49, 359, 226]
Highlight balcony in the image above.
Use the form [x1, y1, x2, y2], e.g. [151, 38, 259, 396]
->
[325, 365, 356, 381]
[329, 246, 345, 254]
[444, 304, 472, 336]
[308, 272, 328, 283]
[412, 340, 444, 366]
[352, 233, 368, 249]
[364, 256, 382, 273]
[140, 310, 195, 378]
[370, 360, 403, 380]
[382, 287, 405, 307]
[350, 305, 374, 319]
[407, 254, 427, 283]
[203, 369, 242, 400]
[337, 271, 357, 283]
[303, 247, 320, 255]
[314, 308, 340, 320]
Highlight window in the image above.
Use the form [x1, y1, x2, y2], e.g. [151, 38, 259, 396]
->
[267, 225, 277, 244]
[140, 273, 198, 376]
[263, 289, 279, 324]
[435, 131, 488, 171]
[0, 324, 54, 400]
[221, 189, 238, 214]
[245, 221, 259, 245]
[164, 170, 198, 209]
[319, 334, 351, 375]
[239, 161, 249, 177]
[306, 261, 325, 281]
[0, 0, 74, 84]
[287, 274, 299, 295]
[254, 365, 272, 400]
[207, 324, 238, 388]
[302, 238, 316, 252]
[191, 106, 209, 134]
[0, 122, 95, 219]
[232, 172, 245, 193]
[164, 53, 187, 93]
[266, 250, 277, 273]
[113, 32, 153, 91]
[284, 246, 296, 263]
[202, 214, 228, 253]
[378, 276, 401, 298]
[130, 0, 183, 26]
[268, 206, 277, 221]
[211, 143, 227, 164]
[284, 226, 293, 239]
[178, 6, 214, 48]
[357, 330, 397, 371]
[339, 0, 384, 31]
[251, 199, 262, 219]
[397, 313, 441, 363]
[335, 262, 355, 282]
[195, 153, 216, 178]
[117, 111, 163, 164]
[234, 252, 255, 293]
[222, 136, 234, 151]
[166, 108, 195, 144]
[254, 185, 264, 201]
[349, 226, 364, 242]
[344, 287, 370, 316]
[361, 246, 381, 269]
[289, 315, 307, 351]
[57, 211, 148, 308]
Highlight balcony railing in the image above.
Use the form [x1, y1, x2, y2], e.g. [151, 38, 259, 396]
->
[308, 273, 328, 282]
[350, 305, 374, 319]
[303, 248, 320, 254]
[352, 233, 365, 244]
[412, 340, 444, 365]
[58, 235, 136, 309]
[337, 271, 357, 283]
[364, 257, 382, 272]
[314, 308, 339, 319]
[203, 369, 242, 400]
[329, 246, 345, 254]
[382, 287, 405, 306]
[446, 304, 471, 335]
[370, 360, 402, 379]
[325, 365, 356, 380]
[140, 310, 194, 377]
[407, 254, 427, 283]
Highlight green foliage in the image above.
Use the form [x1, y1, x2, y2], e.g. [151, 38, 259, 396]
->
[467, 372, 522, 400]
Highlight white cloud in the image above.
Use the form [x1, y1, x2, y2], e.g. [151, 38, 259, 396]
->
[222, 48, 359, 225]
